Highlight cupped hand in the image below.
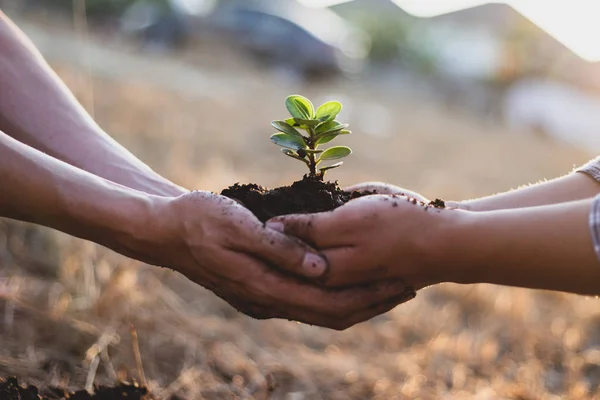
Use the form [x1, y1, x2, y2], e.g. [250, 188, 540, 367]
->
[143, 191, 416, 330]
[267, 194, 457, 290]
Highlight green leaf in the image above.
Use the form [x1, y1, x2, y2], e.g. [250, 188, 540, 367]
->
[270, 133, 307, 150]
[316, 101, 342, 122]
[319, 161, 343, 173]
[315, 131, 340, 145]
[318, 146, 352, 161]
[304, 148, 324, 154]
[314, 122, 349, 145]
[285, 95, 314, 120]
[293, 118, 320, 127]
[315, 120, 348, 135]
[271, 120, 303, 137]
[339, 129, 351, 135]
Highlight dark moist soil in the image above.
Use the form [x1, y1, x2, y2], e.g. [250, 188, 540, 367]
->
[221, 175, 369, 222]
[220, 175, 446, 222]
[0, 376, 176, 400]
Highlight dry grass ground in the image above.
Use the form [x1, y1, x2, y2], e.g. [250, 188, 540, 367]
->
[2, 15, 600, 399]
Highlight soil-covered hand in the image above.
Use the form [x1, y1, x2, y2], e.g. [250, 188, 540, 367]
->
[267, 194, 456, 290]
[144, 191, 416, 330]
[346, 182, 428, 202]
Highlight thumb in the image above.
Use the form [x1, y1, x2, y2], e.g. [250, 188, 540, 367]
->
[240, 220, 329, 279]
[267, 212, 338, 248]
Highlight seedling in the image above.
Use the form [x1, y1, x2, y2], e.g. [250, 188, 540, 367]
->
[270, 95, 352, 179]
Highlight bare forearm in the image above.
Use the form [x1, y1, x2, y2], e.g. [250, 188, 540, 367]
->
[0, 130, 153, 258]
[450, 173, 600, 212]
[0, 11, 186, 197]
[441, 199, 600, 295]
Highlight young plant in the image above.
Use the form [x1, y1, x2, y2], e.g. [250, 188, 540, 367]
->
[270, 95, 352, 179]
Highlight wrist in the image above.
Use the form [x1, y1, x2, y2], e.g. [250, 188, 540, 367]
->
[103, 193, 182, 266]
[421, 209, 482, 285]
[57, 180, 164, 262]
[119, 193, 189, 268]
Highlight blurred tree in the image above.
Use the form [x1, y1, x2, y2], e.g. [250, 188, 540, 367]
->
[329, 0, 436, 74]
[339, 11, 436, 74]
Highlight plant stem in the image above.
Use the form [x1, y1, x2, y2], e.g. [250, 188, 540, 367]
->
[307, 127, 317, 177]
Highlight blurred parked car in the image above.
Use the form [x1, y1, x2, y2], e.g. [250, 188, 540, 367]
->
[119, 0, 371, 79]
[208, 2, 371, 79]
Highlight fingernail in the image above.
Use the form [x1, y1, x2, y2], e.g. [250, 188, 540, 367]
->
[302, 253, 327, 277]
[266, 221, 284, 233]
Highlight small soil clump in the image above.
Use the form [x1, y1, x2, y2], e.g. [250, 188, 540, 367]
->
[428, 198, 446, 208]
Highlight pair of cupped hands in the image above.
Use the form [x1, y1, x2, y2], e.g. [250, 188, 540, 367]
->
[149, 182, 452, 330]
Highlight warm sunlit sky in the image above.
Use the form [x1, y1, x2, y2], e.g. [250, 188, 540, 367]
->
[297, 0, 600, 62]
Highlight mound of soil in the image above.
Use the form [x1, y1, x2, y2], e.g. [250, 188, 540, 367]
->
[0, 376, 160, 400]
[221, 175, 447, 222]
[220, 175, 369, 222]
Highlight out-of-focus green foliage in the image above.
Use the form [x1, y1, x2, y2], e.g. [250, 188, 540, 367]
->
[337, 10, 437, 74]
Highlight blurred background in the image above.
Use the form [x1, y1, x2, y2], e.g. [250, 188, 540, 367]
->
[2, 0, 600, 398]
